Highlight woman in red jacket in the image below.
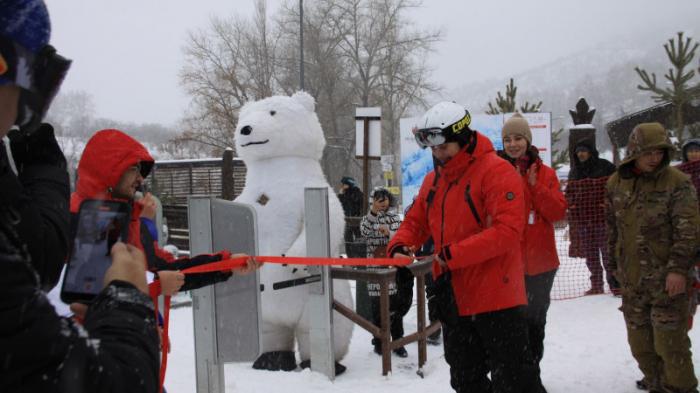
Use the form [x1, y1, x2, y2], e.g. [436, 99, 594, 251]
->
[499, 113, 567, 393]
[388, 102, 537, 393]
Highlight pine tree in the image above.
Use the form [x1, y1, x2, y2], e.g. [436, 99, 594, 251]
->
[486, 78, 565, 166]
[551, 127, 568, 171]
[486, 78, 542, 114]
[635, 31, 700, 144]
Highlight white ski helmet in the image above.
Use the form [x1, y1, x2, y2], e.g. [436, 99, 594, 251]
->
[414, 102, 471, 148]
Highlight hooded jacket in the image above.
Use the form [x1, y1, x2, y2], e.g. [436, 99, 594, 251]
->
[71, 129, 231, 292]
[565, 141, 614, 258]
[568, 140, 616, 180]
[681, 138, 700, 163]
[388, 131, 527, 316]
[498, 146, 567, 276]
[339, 185, 364, 217]
[677, 138, 700, 207]
[606, 123, 700, 288]
[71, 129, 154, 245]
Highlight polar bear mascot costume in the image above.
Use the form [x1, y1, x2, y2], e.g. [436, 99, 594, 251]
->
[234, 91, 354, 374]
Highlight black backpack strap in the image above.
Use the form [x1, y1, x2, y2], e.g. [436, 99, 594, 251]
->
[425, 167, 441, 211]
[464, 183, 482, 227]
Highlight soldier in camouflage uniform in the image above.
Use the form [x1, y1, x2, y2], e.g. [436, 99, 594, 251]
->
[606, 122, 699, 393]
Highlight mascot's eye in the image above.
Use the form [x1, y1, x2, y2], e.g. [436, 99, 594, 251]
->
[270, 110, 276, 116]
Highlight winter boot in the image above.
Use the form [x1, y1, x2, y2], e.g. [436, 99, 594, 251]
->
[636, 378, 662, 392]
[427, 327, 442, 346]
[372, 337, 382, 355]
[252, 351, 297, 371]
[584, 287, 604, 296]
[299, 359, 347, 376]
[393, 346, 408, 358]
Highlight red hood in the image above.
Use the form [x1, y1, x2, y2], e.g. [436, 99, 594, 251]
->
[70, 129, 154, 212]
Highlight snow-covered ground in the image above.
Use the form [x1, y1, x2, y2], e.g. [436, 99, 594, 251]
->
[164, 286, 700, 393]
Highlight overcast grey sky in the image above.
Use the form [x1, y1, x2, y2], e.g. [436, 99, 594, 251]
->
[45, 0, 700, 126]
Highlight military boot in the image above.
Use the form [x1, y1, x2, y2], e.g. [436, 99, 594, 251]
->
[636, 377, 661, 392]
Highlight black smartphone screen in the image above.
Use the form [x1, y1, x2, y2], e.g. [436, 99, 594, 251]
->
[61, 200, 130, 303]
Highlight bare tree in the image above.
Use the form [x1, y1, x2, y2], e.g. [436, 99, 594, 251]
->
[45, 90, 96, 137]
[275, 0, 357, 180]
[178, 0, 441, 189]
[44, 90, 97, 173]
[179, 0, 280, 151]
[316, 0, 441, 184]
[377, 9, 440, 179]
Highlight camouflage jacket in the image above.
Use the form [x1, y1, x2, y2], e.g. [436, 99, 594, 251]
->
[606, 123, 700, 288]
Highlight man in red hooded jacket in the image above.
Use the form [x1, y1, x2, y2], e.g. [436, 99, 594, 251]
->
[72, 129, 259, 296]
[388, 102, 536, 393]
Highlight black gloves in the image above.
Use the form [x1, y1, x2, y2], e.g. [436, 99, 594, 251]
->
[8, 123, 66, 170]
[425, 270, 460, 326]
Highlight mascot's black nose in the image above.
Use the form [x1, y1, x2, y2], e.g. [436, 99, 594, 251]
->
[241, 125, 252, 135]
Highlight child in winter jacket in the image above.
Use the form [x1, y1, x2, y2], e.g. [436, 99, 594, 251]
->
[360, 187, 412, 358]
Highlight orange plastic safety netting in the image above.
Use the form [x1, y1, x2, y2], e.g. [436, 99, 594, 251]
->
[552, 160, 700, 300]
[552, 176, 614, 300]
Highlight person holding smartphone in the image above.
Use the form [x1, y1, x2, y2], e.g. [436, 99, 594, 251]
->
[71, 128, 261, 297]
[0, 12, 71, 291]
[0, 2, 160, 391]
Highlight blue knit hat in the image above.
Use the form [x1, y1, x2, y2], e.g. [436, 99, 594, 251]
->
[0, 0, 51, 53]
[0, 0, 51, 86]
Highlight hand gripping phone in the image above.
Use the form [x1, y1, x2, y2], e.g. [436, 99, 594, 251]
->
[61, 199, 131, 303]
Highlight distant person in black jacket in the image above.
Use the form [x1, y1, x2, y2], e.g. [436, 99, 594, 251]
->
[566, 140, 619, 295]
[338, 176, 364, 217]
[568, 140, 616, 181]
[338, 176, 365, 245]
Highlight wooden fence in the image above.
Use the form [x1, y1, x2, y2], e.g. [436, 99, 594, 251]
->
[146, 150, 246, 250]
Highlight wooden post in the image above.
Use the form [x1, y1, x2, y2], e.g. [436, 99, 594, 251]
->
[221, 149, 235, 200]
[416, 274, 427, 369]
[379, 277, 391, 375]
[362, 118, 370, 213]
[189, 163, 194, 195]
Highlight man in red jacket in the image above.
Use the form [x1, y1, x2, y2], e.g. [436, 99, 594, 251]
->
[72, 129, 259, 295]
[389, 102, 536, 393]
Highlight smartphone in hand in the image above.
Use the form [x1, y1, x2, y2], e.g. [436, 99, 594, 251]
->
[61, 199, 131, 304]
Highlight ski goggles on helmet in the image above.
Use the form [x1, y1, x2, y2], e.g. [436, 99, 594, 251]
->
[413, 111, 471, 149]
[0, 36, 71, 135]
[413, 126, 447, 148]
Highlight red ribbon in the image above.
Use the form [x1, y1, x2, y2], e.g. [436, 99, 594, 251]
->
[182, 255, 411, 274]
[150, 254, 412, 392]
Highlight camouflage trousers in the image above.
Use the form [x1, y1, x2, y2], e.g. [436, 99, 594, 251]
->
[622, 287, 698, 393]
